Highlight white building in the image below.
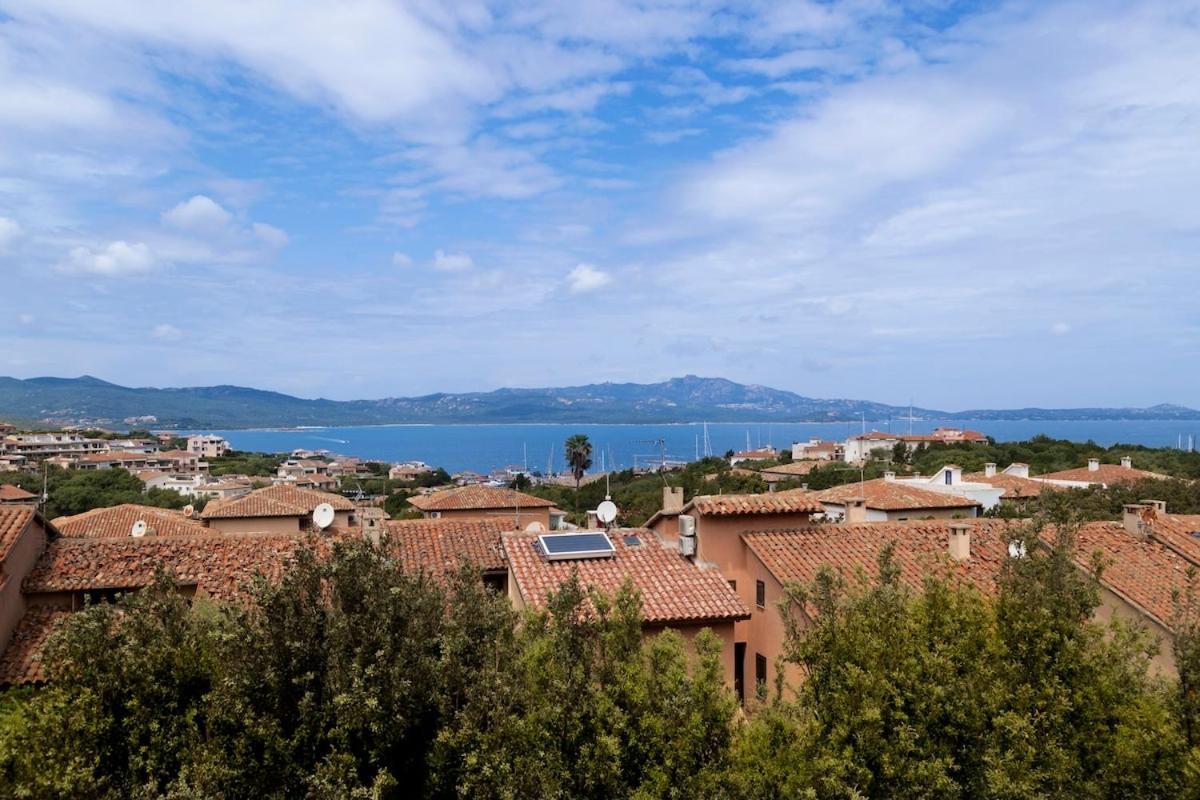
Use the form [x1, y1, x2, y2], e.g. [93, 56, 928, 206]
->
[187, 435, 230, 459]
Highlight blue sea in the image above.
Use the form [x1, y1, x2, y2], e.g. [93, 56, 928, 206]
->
[196, 420, 1200, 475]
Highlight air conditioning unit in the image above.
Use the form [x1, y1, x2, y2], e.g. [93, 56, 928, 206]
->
[679, 535, 696, 557]
[678, 514, 696, 537]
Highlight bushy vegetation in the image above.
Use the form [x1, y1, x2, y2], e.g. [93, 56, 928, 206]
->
[206, 451, 286, 477]
[0, 466, 191, 519]
[4, 530, 1200, 798]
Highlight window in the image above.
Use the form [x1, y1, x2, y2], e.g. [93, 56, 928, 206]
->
[756, 579, 766, 608]
[944, 470, 953, 485]
[755, 653, 767, 692]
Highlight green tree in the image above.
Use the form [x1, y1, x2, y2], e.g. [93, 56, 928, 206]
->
[564, 434, 593, 511]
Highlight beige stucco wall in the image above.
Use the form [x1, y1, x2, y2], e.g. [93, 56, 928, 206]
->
[0, 516, 45, 654]
[207, 515, 302, 534]
[1093, 586, 1177, 678]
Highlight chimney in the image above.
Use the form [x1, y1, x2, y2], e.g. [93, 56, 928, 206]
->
[948, 523, 971, 561]
[1123, 504, 1149, 538]
[1007, 463, 1029, 478]
[1087, 458, 1100, 472]
[883, 471, 896, 481]
[984, 462, 997, 478]
[844, 497, 866, 524]
[663, 486, 684, 514]
[1142, 499, 1166, 514]
[1120, 456, 1132, 469]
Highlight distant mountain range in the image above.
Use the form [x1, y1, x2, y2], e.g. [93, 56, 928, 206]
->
[0, 375, 1196, 429]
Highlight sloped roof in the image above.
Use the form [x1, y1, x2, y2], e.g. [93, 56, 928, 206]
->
[816, 479, 980, 511]
[964, 472, 1065, 500]
[201, 493, 308, 519]
[1038, 463, 1167, 485]
[503, 529, 749, 625]
[0, 484, 36, 502]
[686, 487, 823, 516]
[253, 483, 354, 511]
[53, 504, 206, 539]
[0, 609, 69, 685]
[743, 519, 1020, 603]
[23, 533, 309, 601]
[407, 484, 555, 512]
[384, 518, 507, 574]
[760, 461, 823, 478]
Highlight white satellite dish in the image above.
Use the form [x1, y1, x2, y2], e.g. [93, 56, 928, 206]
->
[131, 520, 148, 538]
[182, 504, 195, 518]
[1008, 540, 1028, 558]
[595, 500, 618, 526]
[525, 521, 546, 532]
[313, 503, 336, 530]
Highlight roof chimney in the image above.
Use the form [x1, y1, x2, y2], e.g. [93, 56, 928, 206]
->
[883, 471, 896, 481]
[1142, 499, 1166, 514]
[844, 497, 866, 524]
[1122, 504, 1150, 538]
[948, 523, 971, 561]
[1088, 458, 1100, 472]
[1120, 456, 1132, 469]
[1006, 463, 1029, 478]
[662, 486, 684, 514]
[984, 462, 997, 478]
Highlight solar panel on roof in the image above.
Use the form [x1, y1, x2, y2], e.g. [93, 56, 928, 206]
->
[537, 532, 615, 561]
[623, 534, 642, 547]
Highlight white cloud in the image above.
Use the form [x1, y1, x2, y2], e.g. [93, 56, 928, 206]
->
[151, 323, 183, 341]
[252, 222, 289, 248]
[163, 195, 233, 234]
[61, 241, 157, 276]
[432, 249, 474, 272]
[392, 251, 413, 268]
[0, 217, 21, 250]
[566, 263, 611, 293]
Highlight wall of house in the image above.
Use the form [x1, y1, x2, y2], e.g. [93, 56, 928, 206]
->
[0, 517, 45, 655]
[644, 619, 739, 686]
[1093, 586, 1177, 678]
[739, 548, 810, 700]
[207, 516, 302, 534]
[429, 507, 551, 530]
[821, 502, 976, 522]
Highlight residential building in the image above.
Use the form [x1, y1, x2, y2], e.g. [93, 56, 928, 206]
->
[53, 504, 207, 539]
[0, 433, 106, 460]
[384, 518, 509, 592]
[503, 528, 750, 685]
[964, 462, 1065, 506]
[790, 438, 842, 461]
[186, 435, 230, 459]
[876, 466, 1004, 511]
[200, 484, 357, 534]
[815, 478, 982, 521]
[0, 485, 37, 504]
[758, 460, 823, 488]
[407, 485, 559, 530]
[1037, 457, 1167, 488]
[729, 446, 777, 466]
[389, 462, 433, 481]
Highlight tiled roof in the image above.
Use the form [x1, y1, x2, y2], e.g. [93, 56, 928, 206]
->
[1038, 463, 1166, 485]
[201, 493, 308, 519]
[743, 519, 1020, 604]
[760, 461, 823, 477]
[1061, 521, 1197, 628]
[964, 472, 1065, 500]
[23, 534, 309, 601]
[816, 479, 980, 511]
[503, 529, 749, 625]
[0, 504, 36, 564]
[0, 484, 36, 502]
[53, 504, 206, 539]
[253, 483, 354, 511]
[1134, 510, 1200, 567]
[384, 518, 507, 574]
[407, 485, 555, 512]
[687, 488, 823, 516]
[0, 609, 70, 685]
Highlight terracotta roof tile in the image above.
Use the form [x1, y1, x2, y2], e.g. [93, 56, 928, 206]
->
[503, 529, 749, 625]
[384, 518, 507, 575]
[0, 609, 69, 685]
[1038, 463, 1167, 485]
[0, 484, 36, 502]
[201, 493, 308, 520]
[687, 488, 823, 516]
[743, 519, 1021, 603]
[253, 483, 354, 511]
[963, 472, 1065, 500]
[816, 479, 981, 511]
[23, 534, 309, 601]
[52, 504, 206, 539]
[760, 461, 823, 478]
[0, 504, 35, 564]
[407, 485, 555, 512]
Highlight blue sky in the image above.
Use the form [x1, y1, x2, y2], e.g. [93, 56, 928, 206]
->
[0, 0, 1197, 409]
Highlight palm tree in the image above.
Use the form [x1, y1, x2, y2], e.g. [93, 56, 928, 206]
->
[564, 434, 593, 511]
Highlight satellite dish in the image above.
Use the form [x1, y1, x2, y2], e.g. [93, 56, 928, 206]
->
[182, 504, 195, 518]
[313, 503, 336, 530]
[525, 521, 546, 532]
[1008, 540, 1027, 558]
[131, 520, 147, 538]
[596, 500, 618, 526]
